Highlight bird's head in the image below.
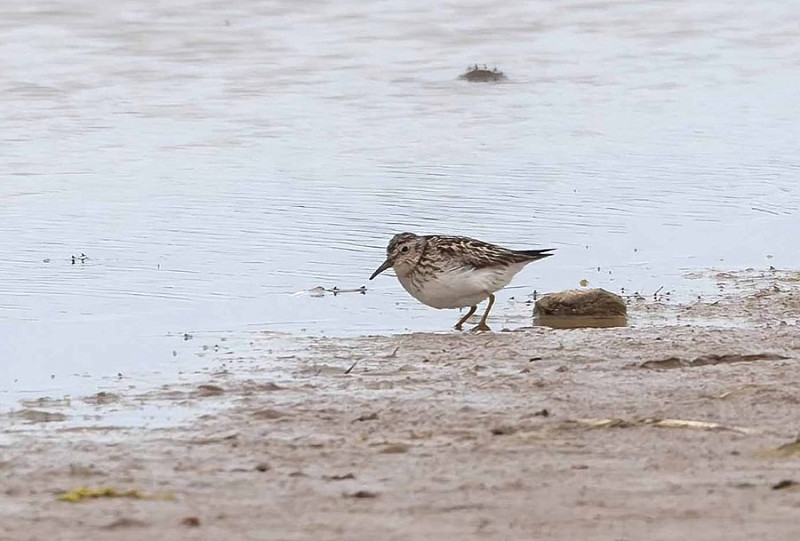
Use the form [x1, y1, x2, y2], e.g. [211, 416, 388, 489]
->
[369, 232, 425, 280]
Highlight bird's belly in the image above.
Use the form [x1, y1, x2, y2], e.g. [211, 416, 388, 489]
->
[398, 266, 518, 309]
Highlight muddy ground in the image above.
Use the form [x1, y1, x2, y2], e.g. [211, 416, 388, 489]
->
[2, 270, 800, 540]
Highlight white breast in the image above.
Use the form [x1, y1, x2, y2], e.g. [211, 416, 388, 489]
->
[397, 262, 529, 309]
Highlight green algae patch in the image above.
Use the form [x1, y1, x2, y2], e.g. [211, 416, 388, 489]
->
[58, 486, 174, 503]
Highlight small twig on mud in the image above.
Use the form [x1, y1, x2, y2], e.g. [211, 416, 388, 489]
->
[344, 361, 358, 375]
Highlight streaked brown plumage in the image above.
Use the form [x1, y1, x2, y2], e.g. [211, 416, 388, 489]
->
[370, 232, 554, 331]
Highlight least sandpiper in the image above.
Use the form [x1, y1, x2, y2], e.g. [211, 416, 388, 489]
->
[369, 233, 554, 331]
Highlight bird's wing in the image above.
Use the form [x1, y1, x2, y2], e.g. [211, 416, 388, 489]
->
[427, 236, 526, 270]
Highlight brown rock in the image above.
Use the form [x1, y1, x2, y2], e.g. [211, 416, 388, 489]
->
[534, 289, 627, 328]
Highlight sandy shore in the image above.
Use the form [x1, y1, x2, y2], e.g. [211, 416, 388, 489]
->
[2, 270, 800, 540]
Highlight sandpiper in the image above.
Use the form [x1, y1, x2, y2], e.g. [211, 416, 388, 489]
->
[369, 232, 554, 331]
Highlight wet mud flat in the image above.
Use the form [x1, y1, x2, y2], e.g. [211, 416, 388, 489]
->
[2, 271, 800, 540]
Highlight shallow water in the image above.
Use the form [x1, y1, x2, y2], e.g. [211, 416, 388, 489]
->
[2, 0, 799, 405]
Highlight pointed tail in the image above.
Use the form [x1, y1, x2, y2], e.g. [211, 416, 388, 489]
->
[514, 248, 555, 261]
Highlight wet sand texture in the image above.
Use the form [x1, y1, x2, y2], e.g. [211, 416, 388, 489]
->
[3, 274, 800, 540]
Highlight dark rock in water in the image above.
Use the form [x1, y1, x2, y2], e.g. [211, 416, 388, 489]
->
[534, 289, 627, 329]
[458, 64, 506, 82]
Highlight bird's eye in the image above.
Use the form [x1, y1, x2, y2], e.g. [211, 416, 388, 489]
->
[400, 246, 409, 253]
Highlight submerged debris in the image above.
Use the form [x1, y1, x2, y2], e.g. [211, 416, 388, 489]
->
[458, 64, 507, 82]
[298, 285, 367, 297]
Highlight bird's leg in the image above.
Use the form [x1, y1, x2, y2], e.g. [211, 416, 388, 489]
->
[454, 305, 477, 331]
[471, 293, 495, 332]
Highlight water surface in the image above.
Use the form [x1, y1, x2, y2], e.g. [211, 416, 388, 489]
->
[2, 0, 799, 404]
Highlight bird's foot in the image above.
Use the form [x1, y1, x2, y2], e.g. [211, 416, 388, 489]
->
[470, 323, 491, 333]
[454, 324, 464, 331]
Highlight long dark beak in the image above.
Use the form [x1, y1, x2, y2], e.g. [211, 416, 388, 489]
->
[369, 258, 393, 280]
